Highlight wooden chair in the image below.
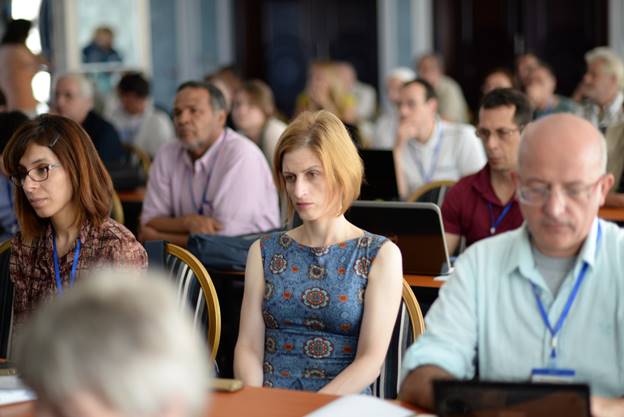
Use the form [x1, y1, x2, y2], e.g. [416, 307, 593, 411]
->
[408, 180, 456, 206]
[111, 190, 125, 225]
[0, 239, 13, 359]
[123, 143, 152, 178]
[372, 279, 425, 399]
[161, 243, 222, 362]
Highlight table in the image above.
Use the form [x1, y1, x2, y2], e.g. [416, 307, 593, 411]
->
[0, 386, 422, 417]
[117, 187, 146, 203]
[599, 206, 624, 222]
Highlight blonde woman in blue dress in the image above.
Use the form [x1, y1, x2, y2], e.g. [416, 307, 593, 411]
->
[234, 110, 403, 394]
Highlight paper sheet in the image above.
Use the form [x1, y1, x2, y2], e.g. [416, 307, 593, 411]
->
[0, 375, 36, 405]
[304, 394, 435, 417]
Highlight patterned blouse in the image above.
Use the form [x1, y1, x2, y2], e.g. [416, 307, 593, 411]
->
[10, 218, 147, 325]
[260, 230, 387, 392]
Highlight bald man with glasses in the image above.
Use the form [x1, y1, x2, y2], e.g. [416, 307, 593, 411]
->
[442, 88, 532, 254]
[400, 113, 624, 417]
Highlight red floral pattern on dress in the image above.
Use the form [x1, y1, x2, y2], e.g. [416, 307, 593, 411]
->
[279, 234, 292, 248]
[304, 318, 326, 331]
[358, 236, 372, 248]
[263, 310, 279, 329]
[269, 254, 287, 274]
[307, 264, 326, 280]
[303, 337, 334, 359]
[354, 256, 371, 278]
[301, 287, 330, 309]
[310, 246, 330, 256]
[265, 336, 277, 353]
[264, 282, 274, 300]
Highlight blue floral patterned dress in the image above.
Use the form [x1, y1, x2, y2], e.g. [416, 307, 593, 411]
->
[260, 230, 387, 392]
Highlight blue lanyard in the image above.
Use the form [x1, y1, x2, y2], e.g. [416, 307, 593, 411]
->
[190, 179, 211, 215]
[52, 233, 81, 294]
[487, 201, 513, 234]
[415, 126, 444, 184]
[189, 130, 228, 215]
[530, 223, 601, 365]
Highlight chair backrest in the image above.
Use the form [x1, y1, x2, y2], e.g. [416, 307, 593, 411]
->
[0, 239, 14, 359]
[408, 180, 456, 206]
[372, 278, 425, 399]
[163, 243, 221, 362]
[111, 190, 125, 224]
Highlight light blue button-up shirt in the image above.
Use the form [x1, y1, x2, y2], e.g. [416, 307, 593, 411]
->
[402, 218, 624, 397]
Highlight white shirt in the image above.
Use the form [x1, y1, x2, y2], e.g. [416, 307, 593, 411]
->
[400, 119, 486, 198]
[107, 103, 175, 157]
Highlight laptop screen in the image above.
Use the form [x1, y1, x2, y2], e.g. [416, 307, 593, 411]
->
[359, 149, 399, 201]
[434, 380, 591, 417]
[345, 201, 451, 276]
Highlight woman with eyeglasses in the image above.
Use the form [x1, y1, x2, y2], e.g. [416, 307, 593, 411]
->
[2, 114, 147, 328]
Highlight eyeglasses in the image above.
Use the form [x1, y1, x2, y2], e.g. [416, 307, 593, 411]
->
[475, 126, 522, 141]
[11, 164, 62, 187]
[517, 175, 605, 206]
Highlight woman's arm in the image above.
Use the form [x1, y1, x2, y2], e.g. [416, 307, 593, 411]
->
[319, 240, 403, 395]
[233, 240, 266, 386]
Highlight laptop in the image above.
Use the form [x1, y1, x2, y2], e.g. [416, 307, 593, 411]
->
[358, 149, 399, 201]
[434, 380, 591, 417]
[345, 201, 452, 275]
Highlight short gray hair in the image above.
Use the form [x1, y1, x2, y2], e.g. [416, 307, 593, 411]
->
[177, 80, 227, 113]
[56, 73, 95, 99]
[585, 47, 624, 88]
[15, 269, 211, 417]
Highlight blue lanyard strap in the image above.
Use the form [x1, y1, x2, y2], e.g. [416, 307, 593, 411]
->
[531, 222, 601, 363]
[487, 202, 513, 234]
[189, 130, 228, 215]
[415, 126, 444, 184]
[52, 233, 81, 294]
[190, 179, 211, 215]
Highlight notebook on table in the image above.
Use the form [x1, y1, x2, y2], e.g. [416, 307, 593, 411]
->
[345, 201, 452, 276]
[358, 149, 399, 201]
[433, 380, 591, 417]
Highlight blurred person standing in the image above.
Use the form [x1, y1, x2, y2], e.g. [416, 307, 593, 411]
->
[0, 19, 46, 117]
[0, 111, 29, 242]
[82, 26, 122, 63]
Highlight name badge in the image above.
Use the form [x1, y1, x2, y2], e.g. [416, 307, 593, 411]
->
[531, 368, 576, 383]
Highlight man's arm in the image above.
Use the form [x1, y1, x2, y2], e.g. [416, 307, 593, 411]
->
[399, 365, 456, 410]
[445, 233, 461, 256]
[591, 397, 624, 417]
[138, 223, 188, 247]
[140, 215, 222, 246]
